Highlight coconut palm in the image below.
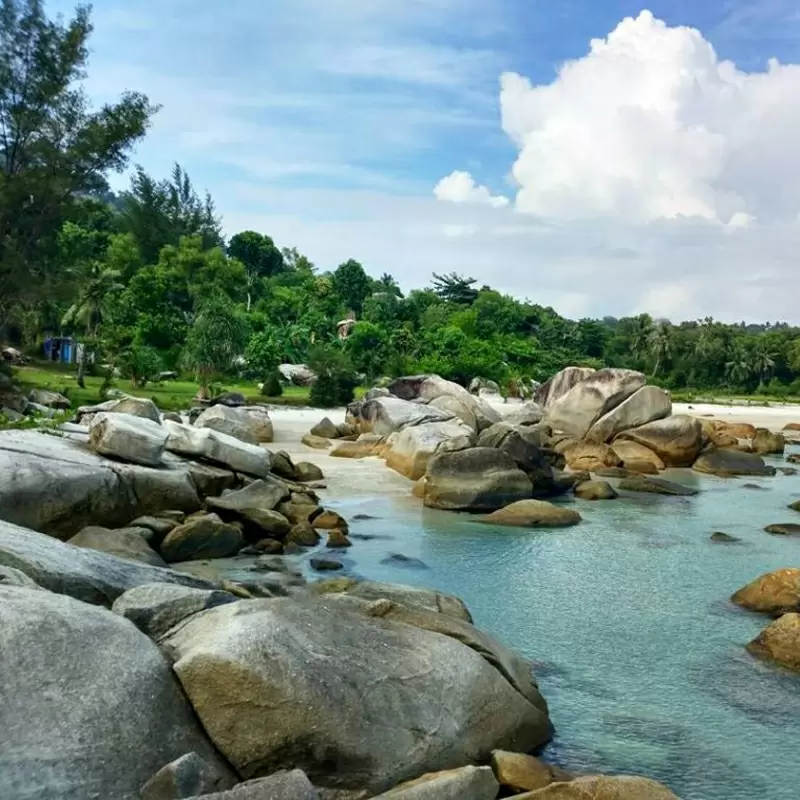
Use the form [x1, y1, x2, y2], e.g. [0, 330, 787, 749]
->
[725, 344, 751, 387]
[61, 263, 124, 336]
[629, 314, 654, 362]
[751, 340, 776, 385]
[647, 324, 672, 376]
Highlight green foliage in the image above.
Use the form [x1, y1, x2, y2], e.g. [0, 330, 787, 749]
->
[116, 343, 162, 388]
[333, 259, 372, 314]
[245, 331, 280, 377]
[308, 344, 358, 407]
[345, 321, 389, 380]
[431, 272, 479, 305]
[261, 370, 283, 397]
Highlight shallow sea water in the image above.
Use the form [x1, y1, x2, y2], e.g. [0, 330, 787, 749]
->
[297, 457, 800, 800]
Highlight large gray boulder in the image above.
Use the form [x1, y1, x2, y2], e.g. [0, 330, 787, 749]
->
[160, 595, 550, 795]
[29, 388, 71, 409]
[194, 405, 259, 444]
[206, 478, 292, 536]
[585, 386, 672, 443]
[0, 431, 201, 538]
[615, 415, 703, 468]
[0, 586, 234, 800]
[369, 766, 498, 799]
[185, 770, 319, 800]
[69, 525, 168, 567]
[238, 406, 274, 443]
[0, 519, 216, 605]
[693, 448, 776, 477]
[89, 411, 168, 466]
[140, 752, 230, 800]
[534, 367, 596, 409]
[112, 582, 239, 639]
[384, 421, 475, 480]
[159, 513, 244, 562]
[76, 396, 161, 425]
[278, 363, 316, 386]
[502, 403, 544, 427]
[350, 396, 455, 436]
[478, 423, 557, 497]
[163, 420, 271, 477]
[544, 369, 646, 439]
[423, 448, 533, 512]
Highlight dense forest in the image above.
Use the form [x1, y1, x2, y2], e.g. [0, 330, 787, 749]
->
[3, 0, 800, 404]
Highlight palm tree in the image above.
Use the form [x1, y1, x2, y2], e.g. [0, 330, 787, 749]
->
[725, 344, 750, 387]
[629, 314, 654, 362]
[751, 340, 776, 388]
[61, 263, 124, 337]
[648, 324, 672, 376]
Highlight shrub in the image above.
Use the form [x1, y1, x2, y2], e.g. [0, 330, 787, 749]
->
[261, 370, 283, 397]
[117, 344, 163, 388]
[308, 344, 358, 408]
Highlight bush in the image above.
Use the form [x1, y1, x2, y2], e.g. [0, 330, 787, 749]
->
[261, 370, 283, 397]
[307, 344, 358, 408]
[117, 344, 163, 388]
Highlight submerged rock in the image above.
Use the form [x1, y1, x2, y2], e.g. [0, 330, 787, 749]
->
[764, 523, 800, 537]
[747, 613, 800, 672]
[731, 568, 800, 615]
[310, 555, 343, 571]
[380, 553, 429, 569]
[710, 531, 741, 543]
[483, 500, 582, 528]
[574, 480, 618, 500]
[618, 476, 698, 497]
[0, 586, 234, 800]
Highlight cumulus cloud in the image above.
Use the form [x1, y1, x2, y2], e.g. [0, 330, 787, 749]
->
[434, 170, 510, 207]
[490, 10, 800, 225]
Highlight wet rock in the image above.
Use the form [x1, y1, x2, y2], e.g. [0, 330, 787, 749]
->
[424, 447, 533, 512]
[615, 415, 703, 467]
[521, 775, 679, 799]
[693, 448, 776, 477]
[1, 586, 234, 799]
[369, 765, 498, 799]
[483, 500, 582, 528]
[158, 595, 550, 794]
[287, 522, 321, 547]
[574, 480, 618, 500]
[764, 523, 800, 536]
[380, 553, 429, 569]
[314, 509, 349, 531]
[160, 514, 244, 562]
[731, 568, 800, 615]
[112, 583, 239, 639]
[301, 434, 331, 449]
[294, 461, 324, 482]
[69, 526, 168, 568]
[618, 476, 698, 496]
[310, 556, 343, 571]
[747, 613, 800, 672]
[710, 531, 741, 543]
[752, 428, 785, 455]
[327, 530, 352, 548]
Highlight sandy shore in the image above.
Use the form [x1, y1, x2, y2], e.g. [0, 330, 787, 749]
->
[672, 402, 800, 432]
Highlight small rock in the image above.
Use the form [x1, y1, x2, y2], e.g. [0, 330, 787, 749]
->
[287, 522, 321, 547]
[482, 499, 582, 528]
[353, 513, 378, 520]
[491, 749, 566, 792]
[764, 523, 800, 536]
[731, 568, 800, 615]
[129, 515, 178, 543]
[301, 434, 331, 449]
[787, 454, 800, 464]
[789, 500, 800, 512]
[69, 526, 168, 568]
[779, 467, 798, 475]
[240, 538, 283, 555]
[327, 530, 352, 548]
[210, 391, 245, 408]
[752, 428, 785, 455]
[742, 483, 766, 490]
[314, 509, 349, 531]
[294, 461, 324, 482]
[574, 480, 618, 500]
[187, 769, 319, 799]
[253, 555, 289, 573]
[370, 765, 498, 799]
[746, 613, 800, 672]
[618, 476, 698, 496]
[310, 556, 343, 571]
[310, 417, 340, 439]
[380, 553, 429, 569]
[710, 531, 741, 543]
[159, 514, 244, 562]
[270, 451, 297, 481]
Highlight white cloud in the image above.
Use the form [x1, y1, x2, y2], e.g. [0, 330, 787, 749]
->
[493, 10, 800, 225]
[434, 170, 509, 207]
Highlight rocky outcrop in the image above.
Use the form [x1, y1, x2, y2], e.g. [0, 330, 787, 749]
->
[544, 369, 646, 438]
[585, 386, 671, 443]
[89, 412, 168, 467]
[350, 396, 455, 436]
[385, 421, 475, 480]
[483, 500, 582, 528]
[112, 582, 239, 639]
[0, 585, 234, 800]
[159, 594, 551, 795]
[617, 476, 698, 496]
[29, 388, 71, 409]
[731, 569, 800, 615]
[615, 415, 703, 468]
[491, 751, 573, 793]
[574, 480, 618, 500]
[194, 405, 259, 444]
[206, 479, 291, 537]
[534, 367, 596, 409]
[503, 403, 545, 427]
[746, 613, 800, 672]
[610, 440, 665, 472]
[163, 420, 272, 477]
[370, 766, 498, 799]
[160, 514, 244, 562]
[69, 525, 168, 567]
[0, 519, 214, 605]
[751, 428, 785, 455]
[423, 448, 533, 512]
[0, 430, 201, 539]
[76, 396, 162, 425]
[561, 440, 621, 472]
[693, 449, 776, 477]
[522, 776, 679, 799]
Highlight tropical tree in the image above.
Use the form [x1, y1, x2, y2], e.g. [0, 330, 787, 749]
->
[332, 259, 372, 314]
[61, 262, 124, 336]
[751, 340, 777, 386]
[182, 295, 248, 398]
[648, 324, 672, 376]
[227, 231, 284, 310]
[0, 0, 156, 315]
[725, 344, 751, 387]
[431, 272, 479, 305]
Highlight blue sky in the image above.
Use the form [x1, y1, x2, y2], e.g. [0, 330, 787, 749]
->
[49, 1, 800, 322]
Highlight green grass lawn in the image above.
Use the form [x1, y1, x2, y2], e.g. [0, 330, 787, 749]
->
[15, 362, 314, 412]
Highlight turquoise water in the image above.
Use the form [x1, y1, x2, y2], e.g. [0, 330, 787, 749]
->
[302, 459, 800, 800]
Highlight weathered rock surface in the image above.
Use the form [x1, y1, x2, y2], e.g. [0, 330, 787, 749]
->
[491, 750, 569, 793]
[585, 386, 671, 444]
[112, 582, 239, 639]
[185, 770, 319, 800]
[574, 480, 618, 500]
[0, 586, 234, 800]
[615, 415, 703, 467]
[369, 766, 498, 799]
[534, 367, 596, 409]
[206, 479, 291, 536]
[544, 369, 646, 439]
[693, 448, 776, 477]
[764, 523, 800, 536]
[294, 461, 324, 482]
[0, 519, 214, 605]
[385, 421, 475, 480]
[69, 525, 168, 567]
[351, 396, 455, 436]
[163, 421, 271, 477]
[503, 403, 545, 427]
[140, 751, 230, 800]
[752, 428, 785, 455]
[160, 514, 244, 562]
[88, 411, 168, 466]
[424, 448, 533, 512]
[29, 388, 71, 409]
[301, 433, 332, 449]
[330, 434, 384, 459]
[519, 775, 680, 799]
[160, 595, 551, 794]
[194, 405, 259, 444]
[610, 439, 665, 472]
[731, 568, 800, 615]
[311, 417, 341, 439]
[618, 476, 698, 496]
[746, 613, 800, 672]
[76, 396, 162, 425]
[561, 441, 621, 472]
[483, 500, 582, 528]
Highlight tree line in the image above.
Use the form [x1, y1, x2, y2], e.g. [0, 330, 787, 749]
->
[3, 0, 800, 403]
